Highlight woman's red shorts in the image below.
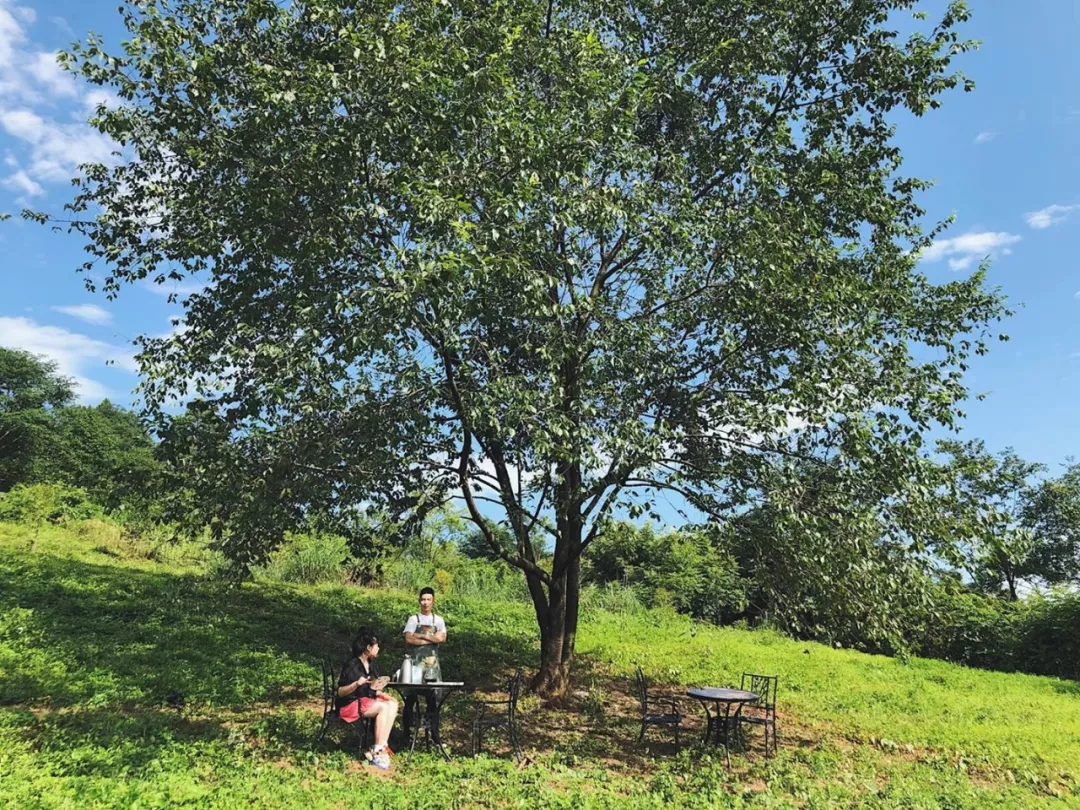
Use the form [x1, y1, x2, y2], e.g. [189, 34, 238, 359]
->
[339, 697, 376, 723]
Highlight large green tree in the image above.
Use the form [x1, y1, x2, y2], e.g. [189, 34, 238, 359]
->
[938, 440, 1080, 599]
[1022, 462, 1080, 586]
[0, 348, 75, 492]
[35, 401, 162, 512]
[38, 0, 1007, 694]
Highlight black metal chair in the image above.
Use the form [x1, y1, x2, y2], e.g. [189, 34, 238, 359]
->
[472, 668, 524, 762]
[635, 665, 682, 748]
[737, 673, 778, 756]
[315, 658, 374, 755]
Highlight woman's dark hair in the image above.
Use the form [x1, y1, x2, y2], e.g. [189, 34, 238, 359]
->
[351, 627, 380, 658]
[419, 587, 435, 598]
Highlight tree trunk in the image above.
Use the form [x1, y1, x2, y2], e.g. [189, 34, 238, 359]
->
[531, 567, 578, 698]
[1005, 570, 1018, 601]
[530, 523, 583, 699]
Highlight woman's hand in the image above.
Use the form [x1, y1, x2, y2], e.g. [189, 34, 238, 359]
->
[355, 677, 369, 689]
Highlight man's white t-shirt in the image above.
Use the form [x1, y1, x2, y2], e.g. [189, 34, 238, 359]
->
[404, 614, 446, 636]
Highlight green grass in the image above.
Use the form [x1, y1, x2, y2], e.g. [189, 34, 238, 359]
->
[1, 521, 1079, 809]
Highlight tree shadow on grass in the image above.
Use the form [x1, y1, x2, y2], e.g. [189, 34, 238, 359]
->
[3, 546, 779, 782]
[0, 548, 537, 712]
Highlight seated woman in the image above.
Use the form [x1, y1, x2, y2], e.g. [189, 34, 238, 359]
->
[336, 627, 399, 770]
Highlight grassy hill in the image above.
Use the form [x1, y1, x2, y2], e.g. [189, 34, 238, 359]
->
[2, 522, 1079, 809]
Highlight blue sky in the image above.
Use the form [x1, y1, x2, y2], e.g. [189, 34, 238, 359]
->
[0, 0, 1078, 475]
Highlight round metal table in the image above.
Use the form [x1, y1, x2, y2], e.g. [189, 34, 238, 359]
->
[389, 681, 465, 760]
[686, 687, 759, 763]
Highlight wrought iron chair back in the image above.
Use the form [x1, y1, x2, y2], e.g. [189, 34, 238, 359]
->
[472, 668, 525, 761]
[634, 665, 650, 717]
[315, 657, 372, 753]
[321, 658, 336, 716]
[506, 668, 523, 722]
[634, 665, 681, 747]
[737, 672, 779, 756]
[740, 673, 777, 711]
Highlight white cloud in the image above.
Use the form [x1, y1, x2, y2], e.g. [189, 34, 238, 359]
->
[26, 51, 77, 98]
[0, 5, 122, 196]
[0, 105, 116, 182]
[51, 303, 113, 326]
[1025, 203, 1080, 230]
[0, 3, 31, 70]
[0, 315, 136, 402]
[83, 88, 119, 112]
[920, 231, 1021, 269]
[1, 166, 41, 197]
[974, 131, 996, 145]
[0, 105, 40, 137]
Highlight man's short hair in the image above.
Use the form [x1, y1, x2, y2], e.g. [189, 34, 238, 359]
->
[419, 586, 435, 598]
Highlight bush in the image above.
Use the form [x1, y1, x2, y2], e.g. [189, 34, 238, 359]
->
[0, 483, 102, 525]
[1018, 592, 1080, 680]
[580, 582, 647, 616]
[74, 517, 127, 555]
[915, 588, 1023, 671]
[381, 553, 531, 601]
[257, 531, 354, 585]
[584, 522, 747, 621]
[913, 587, 1080, 681]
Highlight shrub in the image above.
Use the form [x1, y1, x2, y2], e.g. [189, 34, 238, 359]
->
[257, 531, 354, 585]
[580, 582, 647, 616]
[915, 588, 1023, 672]
[433, 568, 454, 596]
[0, 483, 102, 525]
[1013, 591, 1080, 680]
[583, 522, 746, 621]
[74, 517, 127, 556]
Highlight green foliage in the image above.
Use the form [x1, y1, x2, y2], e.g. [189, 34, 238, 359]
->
[0, 347, 74, 414]
[720, 462, 941, 655]
[585, 522, 747, 620]
[2, 523, 1080, 808]
[40, 0, 1009, 691]
[917, 586, 1080, 681]
[0, 483, 102, 525]
[936, 439, 1048, 599]
[28, 401, 162, 512]
[256, 531, 355, 585]
[0, 345, 163, 512]
[1022, 461, 1080, 585]
[0, 347, 75, 492]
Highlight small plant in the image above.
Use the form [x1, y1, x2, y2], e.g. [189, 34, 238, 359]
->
[257, 531, 355, 585]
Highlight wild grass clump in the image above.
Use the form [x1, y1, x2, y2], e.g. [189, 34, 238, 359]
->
[255, 531, 355, 585]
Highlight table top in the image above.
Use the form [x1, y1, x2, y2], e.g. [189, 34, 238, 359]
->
[687, 687, 759, 702]
[388, 681, 466, 689]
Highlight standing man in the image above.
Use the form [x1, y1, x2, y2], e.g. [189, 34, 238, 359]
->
[402, 586, 447, 744]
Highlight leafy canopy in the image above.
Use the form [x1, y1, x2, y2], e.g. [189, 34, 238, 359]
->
[38, 0, 1006, 663]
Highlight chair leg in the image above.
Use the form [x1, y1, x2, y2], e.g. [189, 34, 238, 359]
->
[511, 721, 524, 763]
[409, 721, 422, 755]
[315, 715, 329, 746]
[674, 722, 680, 750]
[638, 722, 646, 744]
